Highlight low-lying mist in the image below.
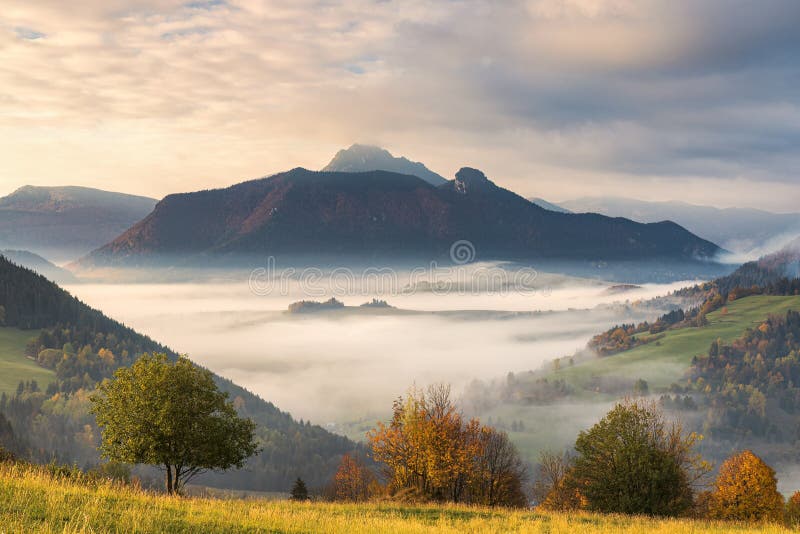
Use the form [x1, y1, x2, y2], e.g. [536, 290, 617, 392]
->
[64, 266, 692, 429]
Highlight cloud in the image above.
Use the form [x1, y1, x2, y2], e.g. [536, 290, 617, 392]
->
[0, 0, 798, 210]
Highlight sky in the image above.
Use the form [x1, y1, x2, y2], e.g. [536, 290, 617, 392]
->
[1, 0, 799, 210]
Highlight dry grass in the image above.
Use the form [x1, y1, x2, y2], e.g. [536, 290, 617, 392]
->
[0, 463, 791, 533]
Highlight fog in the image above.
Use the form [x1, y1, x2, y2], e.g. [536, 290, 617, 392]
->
[64, 267, 692, 429]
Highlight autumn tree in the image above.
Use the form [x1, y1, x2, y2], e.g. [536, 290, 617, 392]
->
[533, 450, 582, 511]
[472, 427, 528, 507]
[709, 450, 784, 522]
[332, 453, 377, 501]
[290, 477, 309, 501]
[570, 399, 709, 516]
[367, 384, 527, 507]
[90, 353, 259, 494]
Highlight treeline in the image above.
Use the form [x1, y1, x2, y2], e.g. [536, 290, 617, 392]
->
[0, 255, 359, 491]
[686, 310, 800, 443]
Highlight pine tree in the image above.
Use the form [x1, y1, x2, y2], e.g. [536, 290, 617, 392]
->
[290, 477, 309, 501]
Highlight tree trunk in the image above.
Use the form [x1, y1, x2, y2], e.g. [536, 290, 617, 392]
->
[165, 463, 173, 494]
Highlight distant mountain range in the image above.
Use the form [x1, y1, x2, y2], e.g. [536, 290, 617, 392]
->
[77, 166, 721, 269]
[0, 249, 77, 284]
[529, 197, 571, 214]
[531, 196, 800, 256]
[0, 185, 157, 262]
[322, 144, 447, 186]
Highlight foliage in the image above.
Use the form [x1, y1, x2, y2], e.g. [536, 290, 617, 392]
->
[570, 399, 709, 516]
[332, 453, 377, 502]
[90, 353, 258, 494]
[367, 384, 528, 507]
[708, 450, 784, 523]
[290, 477, 309, 501]
[688, 311, 800, 442]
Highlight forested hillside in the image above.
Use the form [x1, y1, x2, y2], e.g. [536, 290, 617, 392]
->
[0, 254, 358, 491]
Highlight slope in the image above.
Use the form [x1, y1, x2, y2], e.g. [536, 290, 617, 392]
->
[0, 255, 357, 490]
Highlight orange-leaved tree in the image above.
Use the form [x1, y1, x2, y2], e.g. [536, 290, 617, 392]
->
[367, 384, 527, 506]
[332, 453, 377, 501]
[709, 450, 784, 522]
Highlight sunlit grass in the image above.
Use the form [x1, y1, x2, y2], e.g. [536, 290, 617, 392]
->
[0, 327, 53, 395]
[0, 463, 791, 533]
[551, 295, 800, 392]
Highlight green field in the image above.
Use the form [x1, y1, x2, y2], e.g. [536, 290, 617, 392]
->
[473, 295, 800, 464]
[551, 295, 800, 393]
[0, 463, 790, 533]
[0, 327, 54, 395]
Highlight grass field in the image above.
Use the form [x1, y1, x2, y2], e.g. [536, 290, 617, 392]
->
[0, 463, 791, 534]
[550, 295, 800, 393]
[0, 327, 53, 395]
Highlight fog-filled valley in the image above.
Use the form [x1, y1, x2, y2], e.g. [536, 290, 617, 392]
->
[62, 267, 697, 461]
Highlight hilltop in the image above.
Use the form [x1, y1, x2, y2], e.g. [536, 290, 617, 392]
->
[322, 144, 447, 186]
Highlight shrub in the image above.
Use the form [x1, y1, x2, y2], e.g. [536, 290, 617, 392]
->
[569, 399, 708, 516]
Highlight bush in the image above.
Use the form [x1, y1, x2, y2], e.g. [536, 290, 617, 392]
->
[331, 454, 378, 502]
[569, 399, 708, 516]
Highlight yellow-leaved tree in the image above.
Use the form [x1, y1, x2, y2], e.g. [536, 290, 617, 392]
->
[709, 450, 784, 522]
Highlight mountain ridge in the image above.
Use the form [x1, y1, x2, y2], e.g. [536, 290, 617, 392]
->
[76, 167, 722, 269]
[551, 196, 800, 254]
[0, 185, 158, 262]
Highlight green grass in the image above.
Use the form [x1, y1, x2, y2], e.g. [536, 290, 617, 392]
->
[0, 327, 54, 395]
[550, 295, 800, 393]
[0, 463, 790, 533]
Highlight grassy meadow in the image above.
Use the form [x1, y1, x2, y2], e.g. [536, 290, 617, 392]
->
[550, 295, 800, 392]
[0, 327, 53, 395]
[0, 463, 792, 534]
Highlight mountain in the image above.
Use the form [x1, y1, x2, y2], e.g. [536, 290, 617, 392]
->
[77, 167, 721, 269]
[553, 196, 800, 255]
[529, 197, 572, 214]
[0, 249, 77, 284]
[322, 144, 447, 186]
[0, 185, 158, 262]
[713, 236, 800, 294]
[0, 254, 357, 491]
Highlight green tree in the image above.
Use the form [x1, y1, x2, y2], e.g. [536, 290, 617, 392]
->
[570, 399, 708, 516]
[90, 353, 258, 494]
[290, 477, 309, 501]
